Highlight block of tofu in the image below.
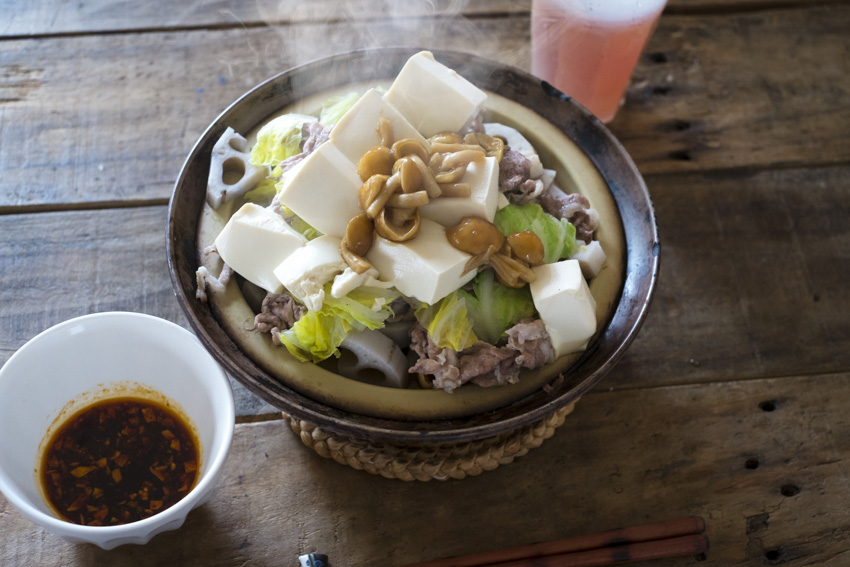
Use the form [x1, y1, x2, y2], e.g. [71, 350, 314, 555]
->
[329, 89, 431, 164]
[366, 218, 475, 304]
[274, 235, 346, 311]
[385, 51, 488, 138]
[570, 240, 607, 278]
[276, 142, 361, 238]
[214, 203, 308, 293]
[420, 156, 500, 226]
[529, 259, 597, 358]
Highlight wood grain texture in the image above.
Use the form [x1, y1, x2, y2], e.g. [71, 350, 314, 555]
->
[0, 16, 529, 210]
[608, 164, 850, 388]
[0, 205, 277, 416]
[3, 0, 847, 37]
[2, 372, 849, 566]
[0, 0, 528, 37]
[2, 1, 849, 565]
[0, 7, 850, 211]
[2, 5, 849, 209]
[607, 4, 850, 174]
[0, 206, 181, 346]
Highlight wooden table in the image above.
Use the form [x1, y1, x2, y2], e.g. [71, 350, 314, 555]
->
[2, 0, 849, 565]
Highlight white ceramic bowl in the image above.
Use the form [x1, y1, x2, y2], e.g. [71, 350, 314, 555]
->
[0, 312, 235, 549]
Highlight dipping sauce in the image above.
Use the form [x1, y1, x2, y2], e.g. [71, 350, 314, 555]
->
[40, 397, 199, 526]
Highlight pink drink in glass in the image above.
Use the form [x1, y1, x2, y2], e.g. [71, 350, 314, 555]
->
[531, 0, 667, 123]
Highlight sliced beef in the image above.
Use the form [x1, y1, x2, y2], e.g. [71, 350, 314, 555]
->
[254, 293, 306, 342]
[461, 342, 520, 388]
[300, 121, 331, 154]
[506, 318, 555, 368]
[386, 296, 416, 323]
[538, 191, 590, 220]
[514, 178, 545, 203]
[498, 149, 532, 194]
[538, 191, 600, 244]
[277, 152, 307, 175]
[409, 318, 555, 393]
[195, 245, 233, 302]
[570, 209, 600, 244]
[272, 121, 330, 178]
[409, 323, 463, 392]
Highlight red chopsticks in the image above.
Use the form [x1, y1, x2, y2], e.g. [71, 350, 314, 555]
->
[403, 516, 708, 567]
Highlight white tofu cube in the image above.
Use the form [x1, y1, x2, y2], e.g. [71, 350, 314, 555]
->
[385, 51, 487, 138]
[420, 156, 500, 226]
[214, 203, 308, 293]
[529, 259, 597, 358]
[329, 89, 431, 164]
[274, 235, 346, 311]
[276, 142, 361, 238]
[366, 218, 475, 304]
[570, 240, 607, 278]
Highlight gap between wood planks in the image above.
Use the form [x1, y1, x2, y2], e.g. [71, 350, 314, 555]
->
[664, 0, 850, 16]
[4, 158, 850, 217]
[0, 11, 519, 42]
[602, 368, 850, 395]
[1, 1, 846, 42]
[0, 198, 170, 216]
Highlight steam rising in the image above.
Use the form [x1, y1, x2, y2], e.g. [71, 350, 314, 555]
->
[242, 0, 530, 74]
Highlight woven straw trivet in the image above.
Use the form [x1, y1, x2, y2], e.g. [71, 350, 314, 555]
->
[282, 401, 576, 481]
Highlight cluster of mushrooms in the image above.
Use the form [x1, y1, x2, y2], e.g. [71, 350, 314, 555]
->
[341, 118, 545, 289]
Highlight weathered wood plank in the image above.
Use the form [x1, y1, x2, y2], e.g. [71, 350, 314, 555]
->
[0, 16, 530, 210]
[610, 4, 850, 175]
[3, 0, 846, 37]
[669, 0, 850, 11]
[2, 6, 848, 209]
[2, 165, 848, 398]
[608, 163, 850, 388]
[3, 372, 849, 566]
[0, 0, 527, 37]
[0, 205, 277, 417]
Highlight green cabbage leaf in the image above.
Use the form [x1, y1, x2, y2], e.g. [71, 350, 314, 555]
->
[278, 204, 322, 241]
[243, 177, 278, 205]
[249, 113, 317, 167]
[494, 203, 577, 263]
[319, 91, 361, 126]
[414, 292, 477, 352]
[458, 269, 536, 345]
[279, 284, 400, 363]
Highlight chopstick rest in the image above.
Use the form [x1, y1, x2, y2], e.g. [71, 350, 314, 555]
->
[404, 516, 708, 567]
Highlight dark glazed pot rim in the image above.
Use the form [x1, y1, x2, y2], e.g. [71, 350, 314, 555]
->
[167, 47, 659, 445]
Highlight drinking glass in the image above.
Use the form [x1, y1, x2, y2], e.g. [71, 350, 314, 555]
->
[531, 0, 668, 123]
